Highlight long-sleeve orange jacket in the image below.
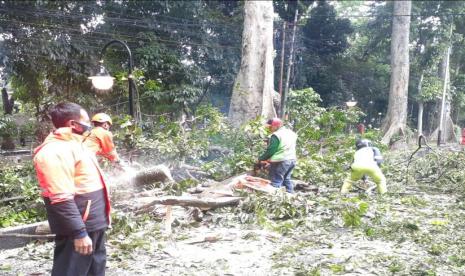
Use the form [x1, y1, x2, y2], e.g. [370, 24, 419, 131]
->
[33, 127, 110, 238]
[84, 127, 119, 162]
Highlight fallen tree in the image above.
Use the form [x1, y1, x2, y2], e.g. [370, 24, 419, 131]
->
[134, 174, 282, 213]
[135, 196, 243, 214]
[0, 221, 51, 250]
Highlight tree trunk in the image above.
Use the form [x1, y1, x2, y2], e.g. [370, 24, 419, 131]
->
[381, 0, 411, 145]
[136, 196, 242, 212]
[1, 136, 15, 150]
[278, 21, 287, 116]
[2, 88, 14, 115]
[280, 8, 299, 119]
[130, 165, 174, 186]
[417, 73, 424, 137]
[437, 27, 454, 144]
[418, 101, 424, 137]
[452, 63, 462, 124]
[228, 1, 275, 127]
[431, 26, 454, 144]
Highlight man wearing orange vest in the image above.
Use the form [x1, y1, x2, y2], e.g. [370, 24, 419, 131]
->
[33, 102, 110, 276]
[85, 113, 120, 163]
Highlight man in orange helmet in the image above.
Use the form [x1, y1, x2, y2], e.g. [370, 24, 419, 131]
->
[257, 118, 298, 193]
[84, 113, 120, 163]
[33, 102, 110, 276]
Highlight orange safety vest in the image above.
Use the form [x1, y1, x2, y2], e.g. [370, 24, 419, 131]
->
[84, 127, 119, 162]
[33, 128, 111, 225]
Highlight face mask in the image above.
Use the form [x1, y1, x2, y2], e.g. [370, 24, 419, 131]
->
[72, 121, 92, 135]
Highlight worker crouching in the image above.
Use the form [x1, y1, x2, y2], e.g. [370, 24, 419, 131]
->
[341, 139, 387, 195]
[258, 118, 298, 193]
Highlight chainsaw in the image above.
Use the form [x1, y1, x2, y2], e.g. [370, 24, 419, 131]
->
[252, 160, 270, 177]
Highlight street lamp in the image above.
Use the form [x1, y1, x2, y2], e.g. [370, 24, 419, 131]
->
[345, 97, 357, 108]
[345, 97, 357, 134]
[89, 39, 135, 117]
[89, 64, 114, 91]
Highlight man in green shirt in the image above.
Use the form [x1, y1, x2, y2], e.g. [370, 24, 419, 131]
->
[258, 118, 297, 193]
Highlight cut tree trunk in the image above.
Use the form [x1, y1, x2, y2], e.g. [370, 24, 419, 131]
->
[0, 221, 51, 250]
[382, 0, 411, 145]
[228, 0, 276, 127]
[135, 196, 242, 213]
[130, 165, 174, 186]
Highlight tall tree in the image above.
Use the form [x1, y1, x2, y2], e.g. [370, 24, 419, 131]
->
[0, 1, 243, 118]
[1, 88, 14, 115]
[273, 0, 313, 117]
[435, 27, 453, 144]
[382, 0, 411, 144]
[408, 1, 463, 139]
[292, 0, 354, 105]
[228, 1, 275, 127]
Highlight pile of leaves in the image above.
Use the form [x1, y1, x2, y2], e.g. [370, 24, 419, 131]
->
[238, 191, 312, 234]
[0, 162, 46, 227]
[384, 146, 465, 196]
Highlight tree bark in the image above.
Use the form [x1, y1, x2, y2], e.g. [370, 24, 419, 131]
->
[135, 196, 242, 213]
[228, 1, 275, 127]
[436, 26, 454, 144]
[381, 0, 411, 145]
[430, 26, 454, 144]
[130, 165, 174, 186]
[418, 101, 424, 137]
[1, 88, 14, 115]
[417, 73, 424, 137]
[0, 221, 51, 249]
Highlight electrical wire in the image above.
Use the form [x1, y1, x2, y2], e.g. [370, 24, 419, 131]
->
[17, 52, 236, 85]
[0, 6, 242, 32]
[0, 17, 242, 50]
[4, 4, 465, 22]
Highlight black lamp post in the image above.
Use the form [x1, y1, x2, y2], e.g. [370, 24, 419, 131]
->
[89, 40, 135, 117]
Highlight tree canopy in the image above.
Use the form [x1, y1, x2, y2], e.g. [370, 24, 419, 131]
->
[2, 0, 465, 139]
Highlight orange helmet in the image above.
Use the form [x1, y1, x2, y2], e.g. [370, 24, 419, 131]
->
[91, 113, 112, 125]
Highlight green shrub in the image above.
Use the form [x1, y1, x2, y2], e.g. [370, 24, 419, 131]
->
[341, 198, 369, 228]
[238, 191, 311, 230]
[0, 162, 46, 227]
[0, 115, 18, 139]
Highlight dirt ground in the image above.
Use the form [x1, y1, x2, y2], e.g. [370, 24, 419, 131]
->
[1, 178, 465, 275]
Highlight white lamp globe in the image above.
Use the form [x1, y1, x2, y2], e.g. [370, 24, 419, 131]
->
[346, 100, 357, 108]
[345, 97, 357, 108]
[90, 76, 114, 90]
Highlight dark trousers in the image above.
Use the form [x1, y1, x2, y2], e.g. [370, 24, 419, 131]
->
[269, 160, 296, 193]
[52, 230, 106, 276]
